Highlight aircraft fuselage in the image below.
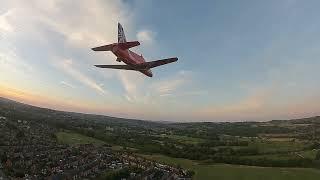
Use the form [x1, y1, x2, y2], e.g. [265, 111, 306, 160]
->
[112, 45, 153, 77]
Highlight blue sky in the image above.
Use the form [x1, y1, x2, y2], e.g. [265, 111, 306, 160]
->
[0, 0, 320, 122]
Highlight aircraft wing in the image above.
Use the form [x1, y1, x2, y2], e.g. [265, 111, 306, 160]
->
[95, 57, 178, 71]
[94, 64, 136, 70]
[139, 57, 178, 69]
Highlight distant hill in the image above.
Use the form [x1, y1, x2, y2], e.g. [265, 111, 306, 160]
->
[269, 116, 320, 124]
[290, 116, 320, 124]
[0, 97, 166, 128]
[0, 96, 319, 126]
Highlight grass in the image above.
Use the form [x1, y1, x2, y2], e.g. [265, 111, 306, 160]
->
[242, 153, 299, 161]
[243, 149, 318, 160]
[56, 131, 106, 145]
[111, 145, 124, 151]
[248, 140, 307, 154]
[267, 138, 296, 142]
[141, 154, 320, 180]
[56, 131, 126, 150]
[299, 150, 319, 159]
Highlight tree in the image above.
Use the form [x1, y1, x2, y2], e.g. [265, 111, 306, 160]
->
[186, 170, 195, 177]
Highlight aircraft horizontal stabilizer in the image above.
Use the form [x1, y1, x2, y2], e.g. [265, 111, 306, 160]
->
[92, 44, 114, 51]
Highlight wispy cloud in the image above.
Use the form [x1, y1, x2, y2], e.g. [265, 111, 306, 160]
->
[150, 70, 192, 96]
[0, 0, 130, 100]
[117, 70, 144, 103]
[0, 50, 31, 73]
[60, 81, 75, 89]
[54, 59, 106, 95]
[136, 29, 155, 44]
[36, 1, 131, 48]
[116, 69, 199, 118]
[0, 10, 14, 33]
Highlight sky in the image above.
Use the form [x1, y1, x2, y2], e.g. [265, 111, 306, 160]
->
[0, 0, 320, 122]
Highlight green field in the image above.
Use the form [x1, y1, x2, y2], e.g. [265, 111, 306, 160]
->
[56, 131, 126, 150]
[156, 134, 205, 144]
[243, 149, 319, 160]
[248, 140, 307, 154]
[300, 150, 319, 159]
[141, 154, 320, 180]
[55, 131, 106, 145]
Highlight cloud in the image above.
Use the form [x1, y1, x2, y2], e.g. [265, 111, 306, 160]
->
[0, 0, 131, 97]
[0, 0, 132, 63]
[0, 50, 32, 73]
[117, 70, 145, 103]
[54, 59, 106, 95]
[150, 70, 192, 95]
[118, 69, 192, 104]
[60, 81, 75, 89]
[35, 0, 131, 47]
[0, 10, 14, 33]
[136, 29, 155, 44]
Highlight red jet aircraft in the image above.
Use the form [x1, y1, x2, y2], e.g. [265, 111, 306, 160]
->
[92, 23, 178, 77]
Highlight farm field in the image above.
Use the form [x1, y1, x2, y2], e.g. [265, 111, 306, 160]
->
[247, 140, 307, 154]
[141, 154, 320, 180]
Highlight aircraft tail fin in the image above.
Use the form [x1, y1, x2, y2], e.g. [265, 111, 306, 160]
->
[118, 41, 140, 49]
[118, 23, 127, 43]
